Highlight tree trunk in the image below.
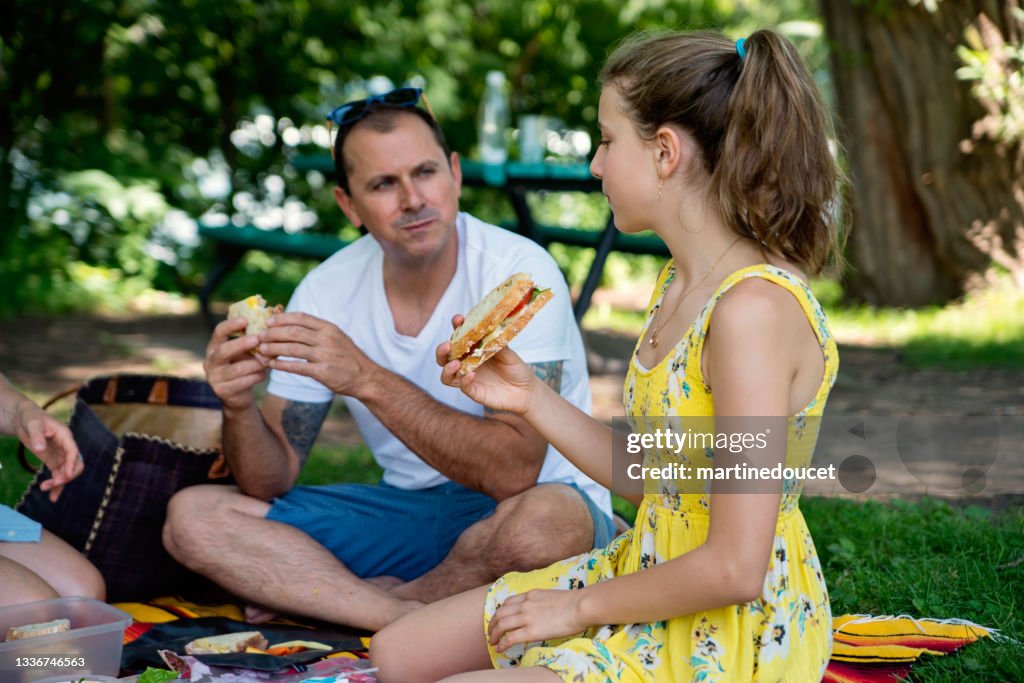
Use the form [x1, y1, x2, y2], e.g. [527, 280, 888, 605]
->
[821, 0, 1023, 306]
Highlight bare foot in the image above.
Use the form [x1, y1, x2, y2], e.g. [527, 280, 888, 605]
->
[245, 604, 278, 624]
[365, 575, 405, 590]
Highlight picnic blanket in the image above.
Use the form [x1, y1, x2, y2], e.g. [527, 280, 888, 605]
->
[116, 598, 996, 681]
[823, 613, 995, 682]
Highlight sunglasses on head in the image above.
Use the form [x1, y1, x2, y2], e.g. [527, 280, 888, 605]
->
[326, 87, 435, 159]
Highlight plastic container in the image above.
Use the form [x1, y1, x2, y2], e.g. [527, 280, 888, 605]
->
[33, 676, 119, 683]
[478, 70, 509, 164]
[0, 597, 131, 683]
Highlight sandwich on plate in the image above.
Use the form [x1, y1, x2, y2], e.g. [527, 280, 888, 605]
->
[448, 272, 552, 375]
[184, 630, 269, 655]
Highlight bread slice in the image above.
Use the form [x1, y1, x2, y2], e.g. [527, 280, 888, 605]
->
[227, 295, 282, 336]
[449, 273, 534, 361]
[184, 630, 269, 655]
[458, 288, 553, 375]
[6, 618, 71, 641]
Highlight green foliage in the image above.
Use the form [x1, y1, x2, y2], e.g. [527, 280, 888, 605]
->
[137, 667, 181, 683]
[214, 250, 319, 309]
[0, 0, 827, 318]
[956, 8, 1024, 146]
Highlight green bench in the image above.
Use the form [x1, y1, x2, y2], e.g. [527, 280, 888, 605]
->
[197, 156, 668, 324]
[198, 220, 668, 324]
[197, 224, 350, 326]
[530, 224, 668, 256]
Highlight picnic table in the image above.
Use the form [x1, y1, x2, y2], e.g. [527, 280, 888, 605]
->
[198, 154, 668, 325]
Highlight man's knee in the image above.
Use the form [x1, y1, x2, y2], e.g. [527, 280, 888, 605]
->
[163, 485, 261, 560]
[484, 484, 593, 573]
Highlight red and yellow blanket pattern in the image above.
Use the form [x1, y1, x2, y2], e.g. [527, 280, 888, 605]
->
[823, 614, 994, 682]
[116, 599, 994, 681]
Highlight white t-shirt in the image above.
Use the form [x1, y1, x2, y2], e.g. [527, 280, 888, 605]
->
[268, 212, 609, 514]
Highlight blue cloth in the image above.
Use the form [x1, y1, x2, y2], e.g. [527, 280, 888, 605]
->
[0, 504, 42, 543]
[266, 481, 615, 581]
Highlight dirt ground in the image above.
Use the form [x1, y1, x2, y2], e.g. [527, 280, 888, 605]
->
[2, 309, 1022, 505]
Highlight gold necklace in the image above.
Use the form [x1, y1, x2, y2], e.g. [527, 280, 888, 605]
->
[648, 236, 744, 348]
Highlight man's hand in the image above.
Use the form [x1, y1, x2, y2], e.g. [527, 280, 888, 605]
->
[14, 400, 82, 502]
[260, 312, 377, 398]
[204, 317, 270, 412]
[488, 589, 590, 652]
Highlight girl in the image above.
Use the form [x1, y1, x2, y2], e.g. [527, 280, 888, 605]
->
[373, 28, 843, 682]
[0, 373, 105, 606]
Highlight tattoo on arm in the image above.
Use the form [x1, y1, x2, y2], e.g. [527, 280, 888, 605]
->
[281, 400, 331, 465]
[531, 360, 563, 393]
[484, 360, 563, 416]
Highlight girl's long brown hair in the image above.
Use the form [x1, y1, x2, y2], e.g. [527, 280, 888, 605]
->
[600, 30, 845, 274]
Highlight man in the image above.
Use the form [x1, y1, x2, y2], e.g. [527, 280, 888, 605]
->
[163, 88, 613, 631]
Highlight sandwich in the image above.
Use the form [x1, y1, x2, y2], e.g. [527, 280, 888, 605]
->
[6, 618, 71, 641]
[184, 630, 269, 655]
[227, 294, 283, 336]
[448, 272, 552, 375]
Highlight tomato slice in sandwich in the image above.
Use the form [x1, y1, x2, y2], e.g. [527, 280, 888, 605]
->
[506, 288, 535, 319]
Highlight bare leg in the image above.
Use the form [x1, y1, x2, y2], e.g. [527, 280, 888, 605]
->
[366, 576, 405, 590]
[375, 586, 563, 683]
[0, 556, 58, 607]
[246, 575, 407, 624]
[439, 669, 562, 682]
[392, 484, 593, 603]
[0, 529, 105, 602]
[373, 585, 493, 683]
[163, 485, 421, 631]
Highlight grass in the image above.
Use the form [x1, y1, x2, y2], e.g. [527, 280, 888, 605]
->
[803, 496, 1024, 681]
[582, 275, 1024, 370]
[0, 436, 34, 508]
[814, 277, 1024, 370]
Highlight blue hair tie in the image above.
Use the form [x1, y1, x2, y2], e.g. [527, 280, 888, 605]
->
[736, 38, 747, 59]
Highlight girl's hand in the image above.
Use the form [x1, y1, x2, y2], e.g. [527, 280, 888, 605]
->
[437, 315, 539, 416]
[488, 589, 589, 652]
[15, 401, 83, 502]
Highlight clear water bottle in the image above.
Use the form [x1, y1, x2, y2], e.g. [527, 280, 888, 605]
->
[478, 70, 509, 164]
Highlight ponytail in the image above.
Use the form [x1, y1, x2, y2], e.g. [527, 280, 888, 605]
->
[718, 30, 844, 273]
[600, 29, 845, 274]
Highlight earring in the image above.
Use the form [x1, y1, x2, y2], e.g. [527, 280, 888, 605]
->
[656, 176, 664, 202]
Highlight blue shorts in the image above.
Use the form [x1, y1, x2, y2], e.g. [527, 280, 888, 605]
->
[265, 481, 615, 581]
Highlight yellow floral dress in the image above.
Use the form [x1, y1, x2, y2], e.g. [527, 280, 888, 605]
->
[484, 263, 838, 682]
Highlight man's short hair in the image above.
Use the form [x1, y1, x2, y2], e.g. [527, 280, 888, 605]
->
[333, 106, 452, 194]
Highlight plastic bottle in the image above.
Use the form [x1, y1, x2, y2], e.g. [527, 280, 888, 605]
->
[478, 70, 509, 164]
